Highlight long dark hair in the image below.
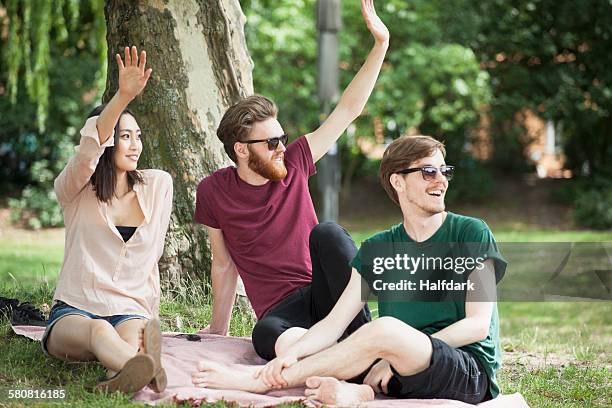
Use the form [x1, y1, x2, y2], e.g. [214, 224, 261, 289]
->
[87, 104, 144, 203]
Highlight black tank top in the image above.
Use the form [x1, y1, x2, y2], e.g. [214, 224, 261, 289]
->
[116, 226, 137, 242]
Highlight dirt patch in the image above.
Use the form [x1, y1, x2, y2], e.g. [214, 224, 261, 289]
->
[502, 351, 611, 372]
[503, 351, 576, 370]
[0, 208, 11, 230]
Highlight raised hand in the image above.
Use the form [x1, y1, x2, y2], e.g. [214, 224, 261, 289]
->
[116, 46, 153, 101]
[361, 0, 389, 46]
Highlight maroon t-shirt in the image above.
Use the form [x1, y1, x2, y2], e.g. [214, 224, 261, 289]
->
[194, 136, 318, 319]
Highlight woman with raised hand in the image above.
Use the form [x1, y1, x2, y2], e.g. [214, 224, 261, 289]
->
[43, 46, 172, 394]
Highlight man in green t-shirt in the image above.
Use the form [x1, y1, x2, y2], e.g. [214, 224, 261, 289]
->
[192, 135, 506, 406]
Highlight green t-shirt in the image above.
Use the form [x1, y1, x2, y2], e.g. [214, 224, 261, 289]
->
[351, 211, 507, 398]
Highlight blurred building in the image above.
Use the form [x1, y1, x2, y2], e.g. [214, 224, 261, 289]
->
[359, 110, 572, 179]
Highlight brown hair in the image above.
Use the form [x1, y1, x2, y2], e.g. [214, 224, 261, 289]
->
[216, 95, 278, 162]
[379, 135, 446, 205]
[87, 104, 144, 203]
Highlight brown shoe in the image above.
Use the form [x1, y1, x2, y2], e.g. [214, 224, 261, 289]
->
[96, 354, 155, 394]
[150, 367, 167, 393]
[143, 318, 167, 393]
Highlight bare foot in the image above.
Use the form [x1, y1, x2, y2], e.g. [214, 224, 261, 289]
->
[305, 377, 375, 407]
[192, 360, 268, 393]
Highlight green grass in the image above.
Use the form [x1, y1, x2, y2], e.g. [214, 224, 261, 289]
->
[0, 229, 64, 287]
[0, 281, 260, 407]
[1, 226, 611, 407]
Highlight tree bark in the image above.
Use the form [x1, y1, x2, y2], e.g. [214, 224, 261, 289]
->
[103, 0, 253, 291]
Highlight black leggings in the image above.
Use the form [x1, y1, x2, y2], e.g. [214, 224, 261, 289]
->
[251, 222, 371, 361]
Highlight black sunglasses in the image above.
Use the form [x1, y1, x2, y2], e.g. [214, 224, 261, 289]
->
[397, 165, 455, 181]
[240, 134, 289, 151]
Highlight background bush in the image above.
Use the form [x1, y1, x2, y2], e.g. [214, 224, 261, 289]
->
[573, 185, 612, 230]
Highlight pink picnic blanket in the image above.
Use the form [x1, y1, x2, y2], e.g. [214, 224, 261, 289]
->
[12, 325, 529, 407]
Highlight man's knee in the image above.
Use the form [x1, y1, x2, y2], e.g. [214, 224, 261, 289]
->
[275, 327, 307, 356]
[309, 222, 350, 247]
[252, 317, 287, 360]
[366, 317, 428, 358]
[359, 317, 413, 348]
[370, 316, 404, 333]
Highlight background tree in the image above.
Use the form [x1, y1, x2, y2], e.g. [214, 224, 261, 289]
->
[2, 0, 255, 283]
[1, 0, 106, 228]
[439, 0, 612, 175]
[102, 0, 253, 284]
[242, 0, 493, 204]
[3, 0, 611, 235]
[438, 0, 612, 228]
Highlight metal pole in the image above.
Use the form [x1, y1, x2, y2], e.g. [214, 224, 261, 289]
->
[316, 0, 341, 222]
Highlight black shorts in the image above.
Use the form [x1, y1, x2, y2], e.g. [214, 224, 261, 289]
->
[386, 335, 491, 404]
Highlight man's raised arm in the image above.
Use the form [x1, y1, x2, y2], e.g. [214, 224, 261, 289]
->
[306, 0, 389, 163]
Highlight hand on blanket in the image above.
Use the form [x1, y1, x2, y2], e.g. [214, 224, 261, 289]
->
[253, 354, 297, 389]
[363, 359, 393, 394]
[197, 324, 226, 336]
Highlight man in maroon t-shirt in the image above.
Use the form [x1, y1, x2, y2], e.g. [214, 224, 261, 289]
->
[194, 0, 389, 362]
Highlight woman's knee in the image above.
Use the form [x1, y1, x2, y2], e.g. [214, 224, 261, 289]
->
[115, 318, 146, 345]
[47, 316, 101, 359]
[87, 319, 115, 346]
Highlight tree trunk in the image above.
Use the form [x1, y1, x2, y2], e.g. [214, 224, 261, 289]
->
[103, 0, 253, 293]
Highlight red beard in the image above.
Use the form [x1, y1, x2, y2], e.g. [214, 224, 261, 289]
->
[247, 147, 288, 181]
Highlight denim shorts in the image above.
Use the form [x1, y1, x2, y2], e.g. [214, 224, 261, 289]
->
[41, 300, 146, 357]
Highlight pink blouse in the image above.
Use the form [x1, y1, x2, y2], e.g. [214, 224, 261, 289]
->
[53, 116, 173, 318]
